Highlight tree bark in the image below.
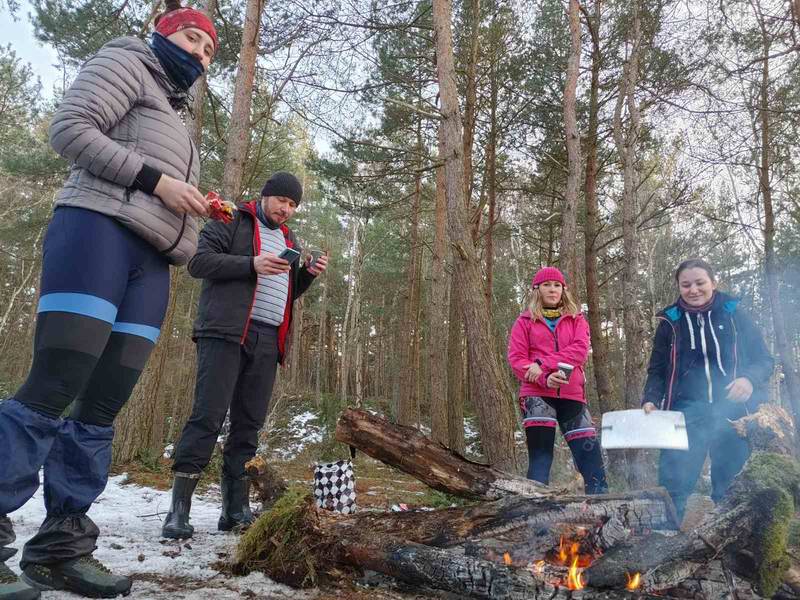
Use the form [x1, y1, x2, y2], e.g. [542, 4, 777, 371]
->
[560, 0, 582, 281]
[184, 0, 215, 148]
[430, 158, 450, 446]
[462, 0, 481, 208]
[446, 283, 466, 453]
[582, 0, 614, 413]
[757, 22, 800, 437]
[221, 0, 263, 201]
[399, 162, 423, 426]
[432, 0, 519, 472]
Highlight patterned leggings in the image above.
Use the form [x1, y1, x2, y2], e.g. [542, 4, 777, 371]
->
[519, 396, 608, 494]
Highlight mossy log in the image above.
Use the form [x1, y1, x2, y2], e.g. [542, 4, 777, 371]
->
[335, 408, 547, 500]
[585, 410, 800, 598]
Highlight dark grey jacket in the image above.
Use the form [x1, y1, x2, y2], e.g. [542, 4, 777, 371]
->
[49, 36, 200, 265]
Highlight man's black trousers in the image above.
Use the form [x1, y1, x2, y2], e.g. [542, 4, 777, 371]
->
[172, 322, 279, 479]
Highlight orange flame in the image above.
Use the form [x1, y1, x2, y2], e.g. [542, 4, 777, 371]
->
[503, 552, 512, 566]
[567, 555, 584, 590]
[558, 536, 568, 563]
[626, 572, 641, 590]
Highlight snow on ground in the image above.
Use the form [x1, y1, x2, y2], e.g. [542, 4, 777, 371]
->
[7, 474, 316, 599]
[268, 410, 324, 460]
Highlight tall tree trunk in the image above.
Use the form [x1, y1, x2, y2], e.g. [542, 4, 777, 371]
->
[560, 0, 582, 281]
[757, 27, 800, 432]
[484, 41, 498, 312]
[612, 2, 647, 488]
[432, 0, 518, 472]
[582, 0, 614, 413]
[221, 0, 263, 201]
[340, 217, 364, 406]
[612, 1, 644, 412]
[315, 280, 329, 407]
[289, 297, 304, 389]
[446, 279, 466, 454]
[462, 0, 481, 208]
[399, 156, 423, 426]
[430, 160, 450, 446]
[184, 0, 216, 148]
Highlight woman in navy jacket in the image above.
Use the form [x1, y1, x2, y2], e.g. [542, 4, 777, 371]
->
[642, 259, 773, 521]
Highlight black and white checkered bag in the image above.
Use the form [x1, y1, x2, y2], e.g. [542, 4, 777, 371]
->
[313, 459, 357, 514]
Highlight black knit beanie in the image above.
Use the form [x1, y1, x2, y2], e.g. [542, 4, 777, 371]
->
[260, 171, 303, 205]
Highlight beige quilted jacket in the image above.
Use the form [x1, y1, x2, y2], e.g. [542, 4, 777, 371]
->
[49, 36, 200, 265]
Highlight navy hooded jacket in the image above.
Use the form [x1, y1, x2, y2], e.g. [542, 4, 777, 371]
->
[642, 292, 773, 411]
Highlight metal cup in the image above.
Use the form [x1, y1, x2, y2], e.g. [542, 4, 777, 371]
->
[557, 362, 574, 382]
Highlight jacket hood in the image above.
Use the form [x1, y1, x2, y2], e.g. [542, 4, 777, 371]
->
[102, 36, 186, 103]
[661, 291, 740, 322]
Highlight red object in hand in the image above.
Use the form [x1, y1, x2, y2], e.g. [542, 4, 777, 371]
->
[206, 191, 236, 224]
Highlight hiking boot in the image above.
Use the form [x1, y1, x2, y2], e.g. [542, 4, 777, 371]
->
[0, 562, 40, 600]
[161, 473, 200, 540]
[21, 555, 131, 598]
[218, 475, 255, 532]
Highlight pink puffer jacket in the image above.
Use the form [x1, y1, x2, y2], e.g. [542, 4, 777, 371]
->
[507, 310, 590, 403]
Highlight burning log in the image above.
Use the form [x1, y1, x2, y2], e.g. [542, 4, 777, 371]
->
[335, 408, 547, 500]
[235, 404, 800, 600]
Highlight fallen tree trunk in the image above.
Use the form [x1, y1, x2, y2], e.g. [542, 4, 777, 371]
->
[317, 488, 676, 549]
[335, 408, 546, 500]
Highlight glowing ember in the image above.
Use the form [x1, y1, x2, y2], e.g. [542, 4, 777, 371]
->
[626, 572, 641, 590]
[567, 555, 584, 590]
[503, 552, 512, 566]
[531, 560, 545, 576]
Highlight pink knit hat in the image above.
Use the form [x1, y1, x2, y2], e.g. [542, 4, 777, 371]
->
[532, 266, 566, 288]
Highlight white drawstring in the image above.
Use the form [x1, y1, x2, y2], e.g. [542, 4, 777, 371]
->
[708, 311, 727, 376]
[685, 312, 696, 350]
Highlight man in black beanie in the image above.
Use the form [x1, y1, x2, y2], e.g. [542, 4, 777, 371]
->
[161, 171, 329, 539]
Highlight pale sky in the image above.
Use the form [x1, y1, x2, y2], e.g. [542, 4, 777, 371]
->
[1, 0, 61, 98]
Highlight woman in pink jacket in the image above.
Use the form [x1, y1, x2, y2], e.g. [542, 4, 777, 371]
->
[507, 267, 608, 494]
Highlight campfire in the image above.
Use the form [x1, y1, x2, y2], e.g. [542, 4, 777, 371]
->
[235, 405, 800, 600]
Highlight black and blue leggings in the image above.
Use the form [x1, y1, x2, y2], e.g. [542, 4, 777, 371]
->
[520, 396, 608, 494]
[0, 207, 169, 566]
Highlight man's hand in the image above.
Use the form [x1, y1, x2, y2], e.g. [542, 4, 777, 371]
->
[642, 402, 658, 414]
[307, 254, 329, 276]
[154, 175, 208, 217]
[726, 377, 753, 403]
[253, 253, 291, 275]
[546, 371, 569, 389]
[524, 362, 542, 382]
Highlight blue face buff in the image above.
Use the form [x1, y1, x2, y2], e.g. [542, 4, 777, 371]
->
[150, 32, 205, 92]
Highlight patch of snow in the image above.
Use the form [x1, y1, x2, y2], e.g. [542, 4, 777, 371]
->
[269, 411, 324, 460]
[7, 475, 316, 599]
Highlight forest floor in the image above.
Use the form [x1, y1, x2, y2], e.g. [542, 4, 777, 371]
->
[7, 396, 716, 599]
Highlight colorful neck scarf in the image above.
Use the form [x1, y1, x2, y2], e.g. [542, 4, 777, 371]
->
[542, 308, 562, 320]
